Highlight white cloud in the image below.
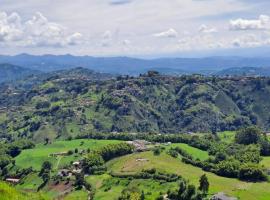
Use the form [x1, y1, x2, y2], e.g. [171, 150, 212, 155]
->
[232, 34, 261, 47]
[101, 30, 113, 47]
[122, 39, 131, 45]
[1, 0, 270, 56]
[198, 24, 218, 33]
[0, 11, 82, 47]
[153, 28, 178, 38]
[102, 30, 112, 39]
[229, 15, 270, 31]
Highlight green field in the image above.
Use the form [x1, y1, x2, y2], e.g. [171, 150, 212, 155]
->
[86, 174, 178, 200]
[218, 131, 236, 143]
[63, 189, 88, 200]
[261, 156, 270, 169]
[168, 143, 209, 160]
[8, 138, 270, 200]
[0, 181, 49, 200]
[107, 150, 270, 200]
[15, 139, 121, 170]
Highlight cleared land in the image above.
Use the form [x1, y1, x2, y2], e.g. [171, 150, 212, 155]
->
[10, 138, 270, 200]
[168, 143, 209, 160]
[15, 139, 121, 170]
[107, 150, 270, 200]
[86, 174, 178, 200]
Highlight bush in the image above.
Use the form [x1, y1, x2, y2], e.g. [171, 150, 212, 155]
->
[238, 164, 267, 181]
[215, 159, 240, 178]
[235, 126, 261, 145]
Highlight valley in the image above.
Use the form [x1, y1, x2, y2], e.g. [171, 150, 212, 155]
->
[1, 68, 270, 200]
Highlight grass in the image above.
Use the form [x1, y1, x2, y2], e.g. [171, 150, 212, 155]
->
[218, 131, 236, 143]
[0, 181, 48, 200]
[16, 173, 43, 190]
[15, 139, 121, 170]
[86, 174, 178, 200]
[63, 189, 88, 200]
[107, 151, 270, 200]
[261, 156, 270, 169]
[168, 143, 209, 160]
[11, 138, 270, 200]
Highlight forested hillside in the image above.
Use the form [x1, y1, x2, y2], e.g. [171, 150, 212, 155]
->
[1, 69, 270, 142]
[0, 63, 40, 83]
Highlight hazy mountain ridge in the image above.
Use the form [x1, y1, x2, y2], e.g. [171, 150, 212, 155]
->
[0, 63, 40, 83]
[215, 67, 270, 76]
[2, 54, 270, 75]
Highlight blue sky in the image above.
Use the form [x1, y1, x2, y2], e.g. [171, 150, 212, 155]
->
[1, 0, 270, 57]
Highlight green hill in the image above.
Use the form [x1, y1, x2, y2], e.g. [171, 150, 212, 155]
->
[1, 70, 270, 141]
[0, 181, 48, 200]
[0, 63, 40, 83]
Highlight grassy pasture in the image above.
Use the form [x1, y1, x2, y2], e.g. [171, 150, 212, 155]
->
[0, 181, 49, 200]
[168, 143, 209, 160]
[261, 156, 270, 169]
[63, 190, 88, 200]
[15, 139, 121, 170]
[16, 173, 43, 191]
[86, 174, 178, 200]
[218, 131, 236, 143]
[107, 151, 270, 200]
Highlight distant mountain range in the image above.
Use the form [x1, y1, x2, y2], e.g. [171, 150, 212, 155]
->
[216, 67, 270, 77]
[1, 54, 270, 75]
[0, 63, 40, 83]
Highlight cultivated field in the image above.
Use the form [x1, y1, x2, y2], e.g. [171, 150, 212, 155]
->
[107, 150, 270, 200]
[15, 139, 121, 170]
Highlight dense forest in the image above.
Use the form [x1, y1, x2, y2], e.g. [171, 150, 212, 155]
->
[1, 68, 270, 142]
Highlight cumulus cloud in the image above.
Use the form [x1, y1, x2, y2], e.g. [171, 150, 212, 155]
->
[122, 39, 131, 46]
[101, 30, 113, 47]
[0, 11, 82, 47]
[229, 15, 270, 31]
[198, 24, 217, 33]
[232, 34, 261, 47]
[153, 28, 178, 38]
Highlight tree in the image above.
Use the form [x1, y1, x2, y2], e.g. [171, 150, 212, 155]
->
[7, 145, 21, 157]
[178, 181, 187, 197]
[153, 147, 161, 156]
[44, 138, 49, 145]
[140, 190, 145, 200]
[39, 161, 52, 177]
[41, 171, 50, 183]
[82, 153, 104, 174]
[182, 184, 196, 200]
[235, 126, 261, 145]
[74, 173, 85, 189]
[41, 161, 52, 171]
[198, 174, 209, 194]
[238, 163, 267, 181]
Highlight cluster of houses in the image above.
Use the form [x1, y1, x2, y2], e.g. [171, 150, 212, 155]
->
[127, 140, 151, 152]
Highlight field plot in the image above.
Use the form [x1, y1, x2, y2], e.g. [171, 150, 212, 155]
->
[15, 139, 121, 170]
[107, 150, 270, 200]
[86, 174, 178, 200]
[168, 143, 209, 160]
[218, 131, 236, 143]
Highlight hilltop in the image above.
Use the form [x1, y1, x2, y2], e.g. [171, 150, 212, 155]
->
[1, 69, 270, 141]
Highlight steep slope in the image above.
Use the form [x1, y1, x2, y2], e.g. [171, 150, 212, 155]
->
[1, 70, 270, 141]
[0, 181, 48, 200]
